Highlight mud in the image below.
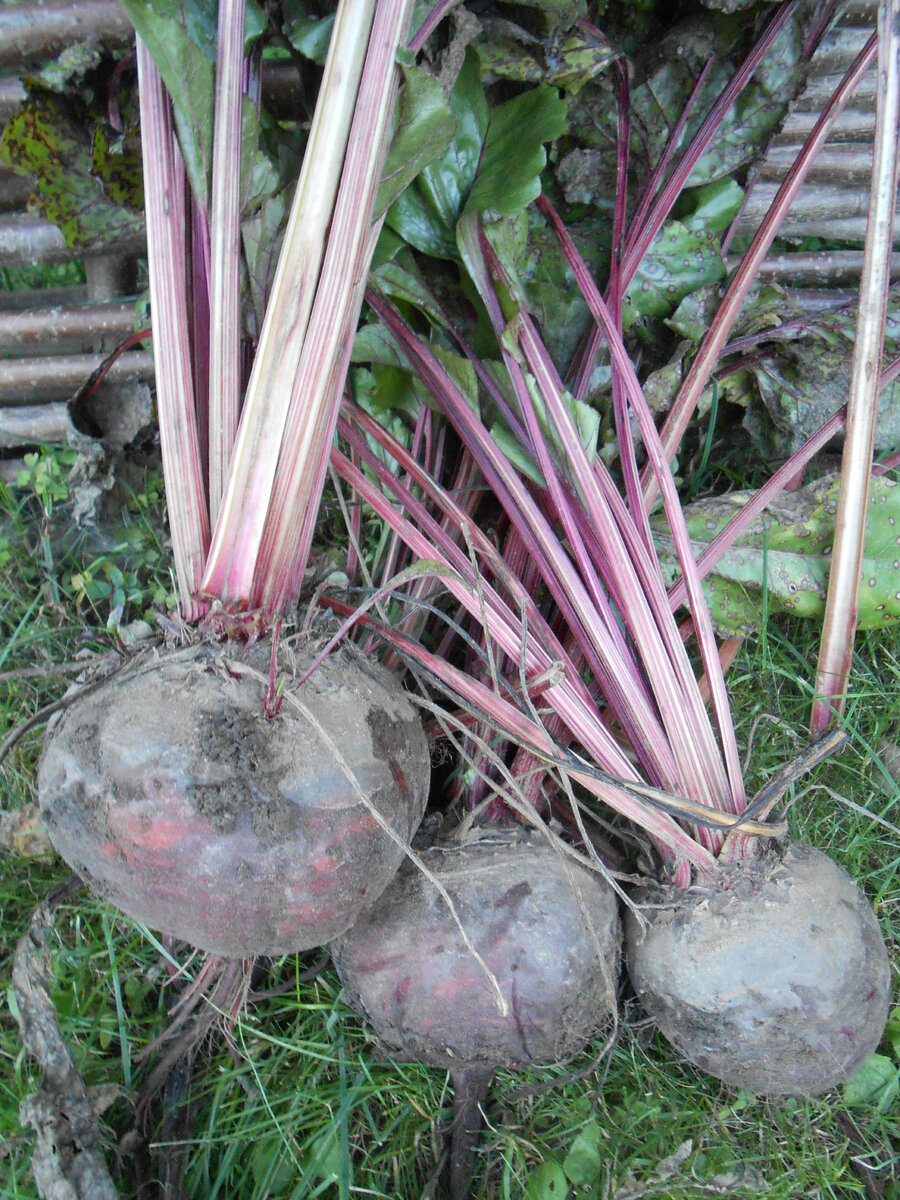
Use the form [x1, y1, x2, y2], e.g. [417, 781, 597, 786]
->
[37, 636, 431, 957]
[626, 842, 891, 1096]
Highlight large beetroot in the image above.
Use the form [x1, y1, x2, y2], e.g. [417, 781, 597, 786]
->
[331, 831, 621, 1196]
[626, 841, 891, 1096]
[38, 637, 430, 957]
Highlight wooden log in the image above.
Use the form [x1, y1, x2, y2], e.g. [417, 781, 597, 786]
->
[0, 402, 71, 448]
[0, 213, 145, 265]
[0, 164, 34, 213]
[0, 1, 133, 70]
[759, 144, 875, 185]
[727, 250, 900, 286]
[0, 287, 90, 312]
[0, 77, 26, 124]
[0, 350, 154, 404]
[0, 301, 138, 354]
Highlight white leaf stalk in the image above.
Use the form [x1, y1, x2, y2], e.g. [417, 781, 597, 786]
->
[201, 0, 413, 610]
[207, 0, 245, 520]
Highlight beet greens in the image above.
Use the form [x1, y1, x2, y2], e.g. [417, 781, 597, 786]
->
[326, 0, 892, 1102]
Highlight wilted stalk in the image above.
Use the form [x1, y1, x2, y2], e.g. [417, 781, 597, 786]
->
[811, 0, 900, 737]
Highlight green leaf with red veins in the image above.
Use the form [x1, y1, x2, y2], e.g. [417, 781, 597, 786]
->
[285, 11, 335, 63]
[385, 51, 567, 250]
[371, 250, 455, 330]
[557, 6, 807, 207]
[482, 209, 596, 369]
[239, 98, 281, 217]
[464, 84, 568, 219]
[240, 190, 288, 332]
[120, 0, 215, 207]
[386, 50, 487, 257]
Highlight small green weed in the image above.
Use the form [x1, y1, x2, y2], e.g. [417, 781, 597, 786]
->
[15, 450, 72, 515]
[0, 262, 86, 292]
[8, 444, 175, 627]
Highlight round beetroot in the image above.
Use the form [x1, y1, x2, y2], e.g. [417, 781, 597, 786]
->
[332, 830, 621, 1198]
[37, 638, 430, 957]
[626, 841, 891, 1096]
[331, 830, 621, 1069]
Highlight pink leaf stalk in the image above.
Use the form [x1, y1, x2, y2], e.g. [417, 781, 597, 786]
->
[532, 200, 745, 819]
[200, 0, 380, 608]
[136, 39, 210, 621]
[336, 253, 793, 870]
[329, 437, 722, 873]
[252, 0, 416, 614]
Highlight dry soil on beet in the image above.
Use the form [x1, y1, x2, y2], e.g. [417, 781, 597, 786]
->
[626, 841, 891, 1096]
[38, 636, 430, 956]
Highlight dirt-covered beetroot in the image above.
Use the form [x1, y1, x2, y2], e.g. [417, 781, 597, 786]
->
[331, 831, 621, 1196]
[37, 637, 430, 957]
[626, 842, 891, 1096]
[332, 831, 621, 1067]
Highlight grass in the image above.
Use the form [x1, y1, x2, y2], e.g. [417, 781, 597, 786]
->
[0, 451, 898, 1200]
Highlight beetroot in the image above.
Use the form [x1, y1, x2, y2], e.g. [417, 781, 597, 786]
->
[626, 841, 891, 1096]
[37, 637, 430, 957]
[330, 831, 621, 1196]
